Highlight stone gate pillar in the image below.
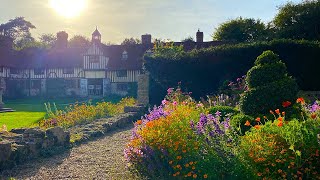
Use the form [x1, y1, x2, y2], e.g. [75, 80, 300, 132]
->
[137, 73, 149, 105]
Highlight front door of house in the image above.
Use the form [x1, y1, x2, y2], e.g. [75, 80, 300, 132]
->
[80, 79, 88, 96]
[103, 78, 111, 97]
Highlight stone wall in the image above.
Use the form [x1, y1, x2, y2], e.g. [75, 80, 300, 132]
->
[0, 127, 70, 170]
[0, 105, 146, 171]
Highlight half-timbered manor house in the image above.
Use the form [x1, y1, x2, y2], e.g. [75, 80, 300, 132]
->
[0, 29, 224, 98]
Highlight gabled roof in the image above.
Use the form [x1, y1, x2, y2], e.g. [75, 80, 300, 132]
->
[103, 44, 152, 70]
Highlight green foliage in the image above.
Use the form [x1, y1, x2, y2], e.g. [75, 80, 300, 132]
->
[68, 35, 90, 48]
[239, 118, 320, 179]
[121, 37, 141, 45]
[145, 39, 320, 104]
[0, 17, 36, 40]
[39, 33, 57, 47]
[213, 17, 270, 42]
[150, 41, 185, 60]
[230, 113, 254, 135]
[240, 50, 298, 115]
[273, 0, 320, 40]
[209, 105, 238, 117]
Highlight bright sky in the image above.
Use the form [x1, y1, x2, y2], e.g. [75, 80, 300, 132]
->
[0, 0, 302, 44]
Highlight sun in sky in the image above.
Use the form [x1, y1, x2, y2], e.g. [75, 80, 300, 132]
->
[49, 0, 87, 18]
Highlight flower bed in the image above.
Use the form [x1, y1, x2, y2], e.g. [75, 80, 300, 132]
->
[40, 98, 135, 128]
[124, 88, 320, 179]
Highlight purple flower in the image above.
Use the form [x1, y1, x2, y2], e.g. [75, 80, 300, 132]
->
[190, 120, 195, 129]
[310, 102, 320, 113]
[215, 111, 222, 117]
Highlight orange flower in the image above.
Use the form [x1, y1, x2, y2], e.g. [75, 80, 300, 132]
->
[296, 97, 305, 104]
[277, 122, 283, 127]
[146, 121, 154, 128]
[282, 101, 292, 108]
[263, 116, 267, 119]
[278, 169, 283, 173]
[185, 163, 189, 167]
[270, 110, 274, 114]
[254, 125, 261, 130]
[282, 112, 285, 116]
[192, 166, 196, 170]
[189, 161, 194, 165]
[257, 172, 262, 176]
[187, 172, 192, 177]
[193, 174, 197, 178]
[136, 120, 142, 125]
[244, 120, 251, 126]
[275, 109, 280, 114]
[311, 113, 317, 119]
[255, 117, 261, 122]
[169, 161, 173, 165]
[203, 174, 208, 179]
[278, 117, 283, 121]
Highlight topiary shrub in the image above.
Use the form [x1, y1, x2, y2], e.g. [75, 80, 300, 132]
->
[209, 106, 239, 117]
[240, 50, 298, 115]
[230, 114, 254, 135]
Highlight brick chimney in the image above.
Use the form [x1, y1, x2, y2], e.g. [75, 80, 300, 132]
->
[141, 34, 152, 44]
[196, 29, 204, 43]
[56, 31, 68, 49]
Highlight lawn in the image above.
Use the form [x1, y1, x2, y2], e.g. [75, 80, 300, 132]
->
[0, 96, 123, 130]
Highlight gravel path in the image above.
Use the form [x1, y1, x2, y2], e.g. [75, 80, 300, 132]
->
[1, 124, 141, 180]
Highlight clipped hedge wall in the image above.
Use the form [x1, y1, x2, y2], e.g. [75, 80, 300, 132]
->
[145, 39, 320, 104]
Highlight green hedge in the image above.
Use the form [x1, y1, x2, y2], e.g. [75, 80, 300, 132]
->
[145, 39, 320, 104]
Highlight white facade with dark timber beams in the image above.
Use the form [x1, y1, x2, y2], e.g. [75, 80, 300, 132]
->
[0, 28, 153, 98]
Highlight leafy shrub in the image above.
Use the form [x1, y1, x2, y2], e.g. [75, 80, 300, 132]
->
[240, 50, 298, 115]
[239, 118, 320, 179]
[145, 39, 320, 104]
[230, 114, 254, 135]
[208, 105, 238, 117]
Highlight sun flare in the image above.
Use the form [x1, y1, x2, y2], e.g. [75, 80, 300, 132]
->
[50, 0, 87, 18]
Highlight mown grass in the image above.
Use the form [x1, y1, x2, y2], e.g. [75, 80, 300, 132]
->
[1, 96, 123, 130]
[0, 112, 46, 130]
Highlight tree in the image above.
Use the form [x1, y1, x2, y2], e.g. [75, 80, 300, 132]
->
[69, 35, 90, 48]
[121, 37, 141, 45]
[39, 33, 57, 47]
[213, 17, 270, 42]
[181, 36, 195, 42]
[273, 0, 320, 40]
[0, 17, 36, 41]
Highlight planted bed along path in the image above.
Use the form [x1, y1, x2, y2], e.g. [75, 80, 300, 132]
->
[1, 124, 141, 180]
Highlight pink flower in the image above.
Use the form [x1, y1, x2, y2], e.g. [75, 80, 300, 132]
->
[173, 101, 178, 106]
[162, 99, 167, 105]
[167, 88, 174, 94]
[196, 103, 204, 108]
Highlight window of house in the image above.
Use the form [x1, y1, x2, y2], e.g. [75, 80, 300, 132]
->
[122, 51, 128, 60]
[117, 83, 128, 91]
[10, 68, 19, 74]
[116, 70, 127, 77]
[31, 80, 41, 89]
[89, 55, 100, 63]
[63, 68, 74, 74]
[34, 68, 45, 75]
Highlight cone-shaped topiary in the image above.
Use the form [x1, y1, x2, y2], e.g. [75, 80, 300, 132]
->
[240, 50, 298, 115]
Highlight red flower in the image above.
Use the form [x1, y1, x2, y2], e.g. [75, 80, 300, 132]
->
[277, 122, 283, 127]
[254, 125, 261, 130]
[275, 109, 280, 114]
[255, 117, 261, 122]
[282, 101, 292, 108]
[244, 120, 251, 126]
[296, 97, 305, 104]
[278, 117, 283, 121]
[311, 113, 317, 119]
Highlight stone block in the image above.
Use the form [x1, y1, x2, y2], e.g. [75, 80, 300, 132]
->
[46, 127, 70, 146]
[10, 128, 27, 134]
[0, 141, 12, 162]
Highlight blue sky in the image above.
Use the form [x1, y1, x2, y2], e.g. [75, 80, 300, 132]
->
[0, 0, 302, 43]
